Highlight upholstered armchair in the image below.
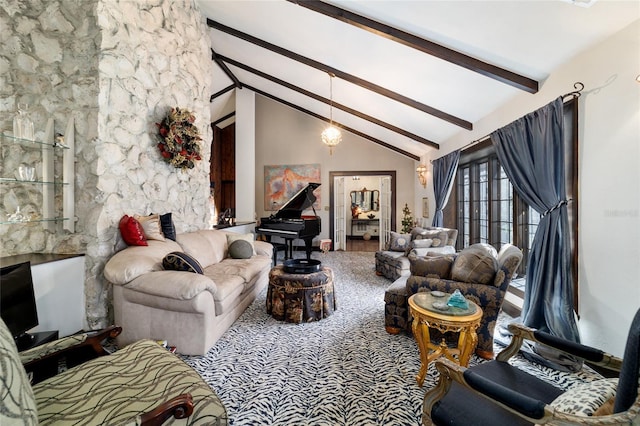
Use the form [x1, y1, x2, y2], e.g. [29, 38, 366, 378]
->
[375, 226, 458, 281]
[405, 243, 523, 358]
[423, 308, 640, 425]
[0, 318, 227, 425]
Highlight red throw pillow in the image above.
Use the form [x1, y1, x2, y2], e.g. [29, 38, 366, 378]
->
[119, 215, 148, 246]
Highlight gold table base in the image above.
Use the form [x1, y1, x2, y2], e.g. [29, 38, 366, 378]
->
[408, 293, 483, 387]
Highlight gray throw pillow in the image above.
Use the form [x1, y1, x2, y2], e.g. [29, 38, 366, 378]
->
[228, 240, 253, 259]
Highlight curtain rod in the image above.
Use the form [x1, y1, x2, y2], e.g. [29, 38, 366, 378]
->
[430, 82, 585, 163]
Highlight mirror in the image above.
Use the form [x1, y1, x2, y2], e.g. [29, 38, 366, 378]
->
[350, 187, 379, 213]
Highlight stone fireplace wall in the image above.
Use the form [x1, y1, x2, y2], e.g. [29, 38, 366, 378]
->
[1, 0, 214, 328]
[0, 0, 99, 255]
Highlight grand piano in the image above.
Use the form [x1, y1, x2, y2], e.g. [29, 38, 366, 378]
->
[256, 182, 321, 261]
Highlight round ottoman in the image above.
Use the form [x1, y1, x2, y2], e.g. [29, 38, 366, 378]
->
[266, 265, 337, 323]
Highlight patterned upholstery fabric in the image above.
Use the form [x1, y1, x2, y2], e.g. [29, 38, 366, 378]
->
[388, 232, 412, 252]
[418, 230, 449, 248]
[162, 251, 204, 274]
[33, 339, 228, 425]
[385, 244, 522, 354]
[375, 250, 411, 281]
[548, 378, 618, 417]
[0, 318, 38, 425]
[450, 243, 499, 285]
[376, 227, 458, 280]
[409, 254, 455, 278]
[267, 266, 337, 323]
[384, 276, 410, 332]
[20, 334, 88, 365]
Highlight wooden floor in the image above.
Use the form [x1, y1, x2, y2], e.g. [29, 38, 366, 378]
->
[345, 238, 379, 252]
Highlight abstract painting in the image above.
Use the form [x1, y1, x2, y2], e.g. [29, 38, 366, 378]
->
[264, 164, 321, 211]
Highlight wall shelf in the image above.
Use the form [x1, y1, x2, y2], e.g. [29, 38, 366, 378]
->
[0, 217, 70, 225]
[1, 116, 75, 232]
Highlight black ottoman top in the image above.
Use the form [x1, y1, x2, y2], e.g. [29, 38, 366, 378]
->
[283, 259, 322, 274]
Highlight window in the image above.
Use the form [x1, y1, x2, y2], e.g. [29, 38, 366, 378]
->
[444, 99, 578, 307]
[455, 151, 536, 276]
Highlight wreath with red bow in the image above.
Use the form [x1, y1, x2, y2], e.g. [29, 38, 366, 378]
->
[156, 107, 202, 170]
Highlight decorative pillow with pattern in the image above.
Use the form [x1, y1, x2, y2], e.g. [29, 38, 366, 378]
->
[410, 227, 428, 240]
[548, 378, 618, 417]
[388, 231, 411, 252]
[420, 230, 449, 248]
[409, 254, 455, 278]
[450, 243, 498, 284]
[162, 252, 204, 274]
[405, 238, 433, 256]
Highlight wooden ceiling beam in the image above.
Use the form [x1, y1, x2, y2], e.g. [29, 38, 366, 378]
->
[210, 84, 236, 102]
[207, 18, 472, 130]
[243, 83, 421, 161]
[218, 54, 439, 149]
[211, 49, 242, 89]
[212, 111, 235, 127]
[288, 0, 538, 94]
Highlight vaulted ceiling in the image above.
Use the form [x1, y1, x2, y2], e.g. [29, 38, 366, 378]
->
[196, 0, 639, 161]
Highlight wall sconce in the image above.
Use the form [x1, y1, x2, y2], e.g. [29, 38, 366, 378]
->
[416, 164, 427, 188]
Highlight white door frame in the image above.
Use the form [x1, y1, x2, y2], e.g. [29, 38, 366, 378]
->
[329, 171, 397, 251]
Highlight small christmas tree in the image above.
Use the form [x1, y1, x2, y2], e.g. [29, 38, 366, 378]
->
[401, 203, 414, 234]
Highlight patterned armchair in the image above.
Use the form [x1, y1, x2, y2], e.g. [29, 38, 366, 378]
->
[375, 226, 458, 281]
[0, 318, 228, 425]
[385, 243, 522, 359]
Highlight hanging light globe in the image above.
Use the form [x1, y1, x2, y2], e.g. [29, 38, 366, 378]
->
[321, 73, 341, 155]
[321, 125, 342, 154]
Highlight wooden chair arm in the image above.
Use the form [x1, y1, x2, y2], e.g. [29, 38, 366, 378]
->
[139, 394, 194, 426]
[21, 325, 122, 370]
[496, 323, 623, 372]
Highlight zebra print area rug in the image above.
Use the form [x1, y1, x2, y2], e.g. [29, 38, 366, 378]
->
[181, 251, 601, 426]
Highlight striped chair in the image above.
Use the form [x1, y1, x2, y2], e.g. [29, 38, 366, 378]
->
[0, 318, 228, 425]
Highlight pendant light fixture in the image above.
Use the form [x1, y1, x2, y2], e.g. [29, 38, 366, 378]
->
[321, 73, 342, 155]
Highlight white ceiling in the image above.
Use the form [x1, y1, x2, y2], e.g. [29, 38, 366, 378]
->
[196, 0, 640, 160]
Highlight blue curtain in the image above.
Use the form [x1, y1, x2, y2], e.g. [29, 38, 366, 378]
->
[491, 98, 580, 347]
[431, 150, 460, 227]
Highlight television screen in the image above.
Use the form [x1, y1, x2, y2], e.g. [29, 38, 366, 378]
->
[0, 261, 39, 341]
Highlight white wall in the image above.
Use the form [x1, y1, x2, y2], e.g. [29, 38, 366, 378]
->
[432, 20, 640, 356]
[254, 95, 416, 240]
[31, 257, 86, 337]
[236, 89, 256, 222]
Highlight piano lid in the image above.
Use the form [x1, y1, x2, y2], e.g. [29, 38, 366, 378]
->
[274, 182, 321, 219]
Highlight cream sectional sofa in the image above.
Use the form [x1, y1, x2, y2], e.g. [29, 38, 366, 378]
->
[104, 229, 273, 356]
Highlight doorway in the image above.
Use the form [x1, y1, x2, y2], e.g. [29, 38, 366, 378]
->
[210, 122, 236, 226]
[329, 171, 396, 251]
